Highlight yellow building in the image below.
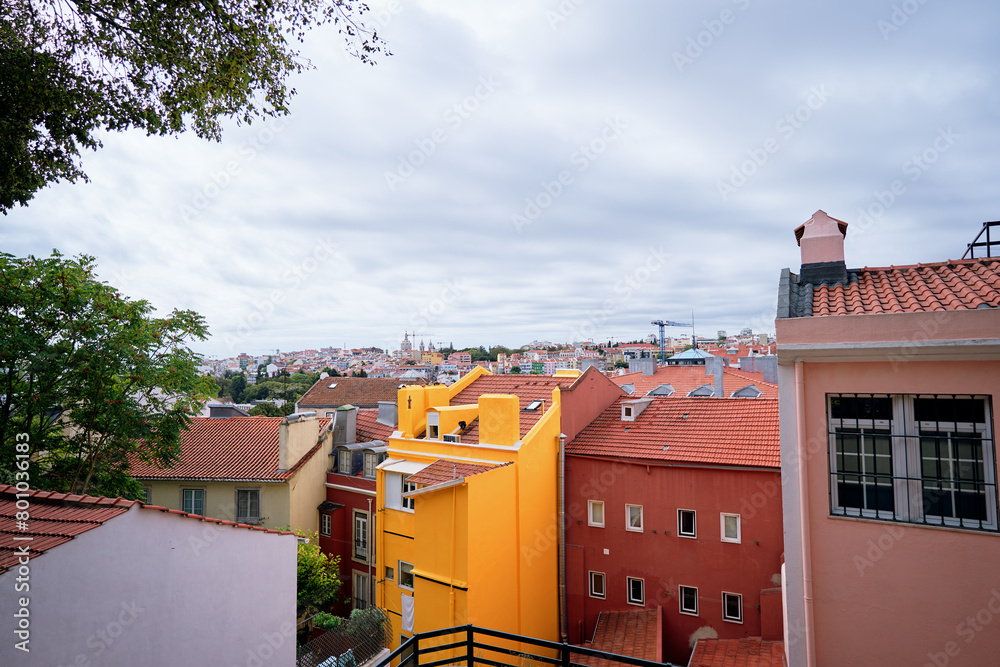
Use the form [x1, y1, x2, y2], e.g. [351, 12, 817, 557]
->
[130, 413, 332, 532]
[376, 366, 622, 649]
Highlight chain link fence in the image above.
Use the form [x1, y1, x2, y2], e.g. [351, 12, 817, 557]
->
[297, 608, 392, 667]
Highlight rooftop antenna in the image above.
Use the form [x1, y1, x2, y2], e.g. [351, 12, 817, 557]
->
[964, 221, 1000, 259]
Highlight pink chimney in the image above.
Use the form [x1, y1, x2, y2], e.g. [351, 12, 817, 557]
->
[794, 210, 849, 284]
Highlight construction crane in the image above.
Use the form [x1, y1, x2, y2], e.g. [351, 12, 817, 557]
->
[651, 319, 693, 362]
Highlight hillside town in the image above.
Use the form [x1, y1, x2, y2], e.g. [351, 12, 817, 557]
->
[3, 214, 999, 667]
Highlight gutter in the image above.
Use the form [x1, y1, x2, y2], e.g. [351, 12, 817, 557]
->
[795, 361, 816, 667]
[559, 433, 568, 644]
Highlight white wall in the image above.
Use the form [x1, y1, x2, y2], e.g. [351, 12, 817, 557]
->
[0, 505, 297, 667]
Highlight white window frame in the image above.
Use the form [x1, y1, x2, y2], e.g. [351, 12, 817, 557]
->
[722, 591, 743, 623]
[679, 585, 698, 616]
[338, 448, 352, 475]
[320, 512, 332, 537]
[236, 488, 261, 524]
[363, 451, 378, 479]
[678, 509, 697, 538]
[721, 513, 741, 543]
[828, 394, 997, 531]
[402, 476, 417, 511]
[353, 510, 369, 562]
[626, 577, 644, 606]
[626, 504, 643, 532]
[589, 571, 606, 599]
[182, 488, 205, 516]
[353, 571, 370, 610]
[588, 500, 605, 527]
[398, 560, 415, 590]
[426, 412, 439, 440]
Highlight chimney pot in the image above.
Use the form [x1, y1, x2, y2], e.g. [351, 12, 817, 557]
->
[794, 210, 849, 284]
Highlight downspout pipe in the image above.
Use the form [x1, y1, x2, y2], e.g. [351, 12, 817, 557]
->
[795, 361, 816, 667]
[558, 433, 568, 644]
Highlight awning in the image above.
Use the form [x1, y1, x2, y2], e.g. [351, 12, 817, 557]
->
[378, 458, 430, 475]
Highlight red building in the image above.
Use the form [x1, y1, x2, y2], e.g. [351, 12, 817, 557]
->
[564, 395, 783, 665]
[319, 404, 396, 615]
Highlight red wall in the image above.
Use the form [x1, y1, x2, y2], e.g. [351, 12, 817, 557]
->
[322, 472, 377, 617]
[565, 456, 783, 665]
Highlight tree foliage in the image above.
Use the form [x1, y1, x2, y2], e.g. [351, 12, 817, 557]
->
[296, 529, 341, 623]
[0, 251, 215, 497]
[1, 0, 389, 211]
[247, 401, 282, 417]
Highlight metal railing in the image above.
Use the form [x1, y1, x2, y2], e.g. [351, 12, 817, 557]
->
[373, 625, 682, 667]
[297, 609, 392, 667]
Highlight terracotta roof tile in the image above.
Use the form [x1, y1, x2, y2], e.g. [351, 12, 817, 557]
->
[567, 397, 779, 468]
[356, 408, 395, 442]
[613, 366, 777, 399]
[298, 377, 425, 409]
[688, 638, 785, 667]
[575, 610, 659, 667]
[405, 459, 506, 487]
[129, 416, 329, 481]
[0, 484, 293, 573]
[809, 257, 1000, 316]
[450, 375, 576, 440]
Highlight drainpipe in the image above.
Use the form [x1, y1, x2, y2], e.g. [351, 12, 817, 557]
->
[795, 361, 816, 667]
[451, 483, 457, 627]
[558, 433, 568, 644]
[368, 497, 373, 608]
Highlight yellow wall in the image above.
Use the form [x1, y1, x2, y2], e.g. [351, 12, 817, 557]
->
[287, 429, 333, 534]
[144, 480, 290, 530]
[377, 374, 562, 651]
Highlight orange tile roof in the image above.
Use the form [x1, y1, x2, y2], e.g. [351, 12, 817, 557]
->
[451, 375, 576, 440]
[688, 638, 785, 667]
[356, 408, 395, 442]
[129, 416, 329, 481]
[576, 610, 660, 667]
[567, 397, 779, 468]
[811, 257, 1000, 316]
[298, 376, 425, 408]
[405, 459, 505, 487]
[0, 485, 289, 573]
[613, 366, 777, 399]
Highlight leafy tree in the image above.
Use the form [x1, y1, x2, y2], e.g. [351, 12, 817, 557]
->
[2, 0, 389, 212]
[0, 251, 215, 497]
[296, 529, 341, 640]
[248, 402, 282, 417]
[230, 373, 247, 403]
[351, 368, 367, 377]
[614, 360, 629, 369]
[511, 365, 521, 374]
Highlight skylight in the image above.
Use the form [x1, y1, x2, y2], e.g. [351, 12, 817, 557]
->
[524, 400, 543, 411]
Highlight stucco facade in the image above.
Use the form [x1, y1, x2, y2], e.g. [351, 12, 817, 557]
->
[777, 212, 1000, 666]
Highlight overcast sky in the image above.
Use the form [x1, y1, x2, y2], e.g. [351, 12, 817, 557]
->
[5, 1, 1000, 357]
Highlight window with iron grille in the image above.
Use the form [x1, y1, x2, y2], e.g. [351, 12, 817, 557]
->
[828, 394, 997, 531]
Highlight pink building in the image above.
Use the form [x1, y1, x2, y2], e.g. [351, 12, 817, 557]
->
[777, 212, 1000, 666]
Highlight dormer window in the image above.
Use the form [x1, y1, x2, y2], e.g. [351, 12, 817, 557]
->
[338, 448, 352, 474]
[426, 412, 440, 440]
[623, 405, 634, 420]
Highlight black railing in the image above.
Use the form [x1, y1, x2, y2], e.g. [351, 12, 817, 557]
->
[297, 609, 392, 667]
[373, 625, 682, 667]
